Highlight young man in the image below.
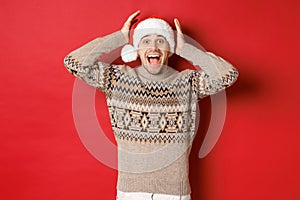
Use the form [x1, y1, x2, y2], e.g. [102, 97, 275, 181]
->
[64, 10, 238, 200]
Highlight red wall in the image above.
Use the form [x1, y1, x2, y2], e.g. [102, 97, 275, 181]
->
[1, 0, 300, 199]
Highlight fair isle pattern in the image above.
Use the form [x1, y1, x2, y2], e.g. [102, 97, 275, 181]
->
[64, 55, 238, 143]
[110, 108, 196, 143]
[106, 66, 198, 143]
[64, 55, 112, 91]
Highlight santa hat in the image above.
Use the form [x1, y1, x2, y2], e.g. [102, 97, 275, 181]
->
[121, 18, 175, 63]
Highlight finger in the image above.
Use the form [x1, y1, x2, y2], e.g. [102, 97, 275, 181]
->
[130, 18, 138, 29]
[174, 18, 182, 33]
[128, 10, 140, 23]
[174, 18, 183, 34]
[124, 10, 140, 30]
[133, 10, 141, 17]
[132, 18, 138, 25]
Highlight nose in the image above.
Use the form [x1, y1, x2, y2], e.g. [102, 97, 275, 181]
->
[149, 41, 158, 50]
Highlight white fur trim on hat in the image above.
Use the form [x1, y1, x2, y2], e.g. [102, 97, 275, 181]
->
[121, 18, 174, 63]
[121, 44, 138, 62]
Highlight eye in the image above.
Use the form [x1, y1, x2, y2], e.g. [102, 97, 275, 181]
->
[142, 39, 150, 44]
[157, 38, 164, 44]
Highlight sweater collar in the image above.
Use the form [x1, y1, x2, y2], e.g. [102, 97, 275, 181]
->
[135, 65, 176, 82]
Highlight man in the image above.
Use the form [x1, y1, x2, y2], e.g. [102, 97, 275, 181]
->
[64, 10, 238, 200]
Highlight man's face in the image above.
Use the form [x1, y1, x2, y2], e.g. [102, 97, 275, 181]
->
[137, 34, 170, 75]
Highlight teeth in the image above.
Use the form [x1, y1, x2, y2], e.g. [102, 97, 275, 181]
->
[147, 55, 160, 58]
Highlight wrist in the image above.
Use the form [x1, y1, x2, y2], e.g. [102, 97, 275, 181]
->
[120, 29, 130, 43]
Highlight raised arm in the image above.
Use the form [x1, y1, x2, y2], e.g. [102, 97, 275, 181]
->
[174, 19, 238, 97]
[63, 11, 140, 90]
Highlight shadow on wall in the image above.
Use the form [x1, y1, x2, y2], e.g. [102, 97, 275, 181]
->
[189, 63, 264, 199]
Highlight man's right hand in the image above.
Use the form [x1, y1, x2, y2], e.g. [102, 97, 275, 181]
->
[121, 10, 140, 42]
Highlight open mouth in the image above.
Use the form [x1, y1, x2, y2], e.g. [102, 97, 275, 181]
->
[147, 54, 161, 66]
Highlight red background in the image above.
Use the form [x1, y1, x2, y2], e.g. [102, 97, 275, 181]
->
[1, 0, 300, 199]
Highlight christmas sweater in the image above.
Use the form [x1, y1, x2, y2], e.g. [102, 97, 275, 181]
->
[64, 31, 238, 195]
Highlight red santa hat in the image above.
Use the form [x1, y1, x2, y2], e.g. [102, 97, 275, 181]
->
[121, 18, 175, 63]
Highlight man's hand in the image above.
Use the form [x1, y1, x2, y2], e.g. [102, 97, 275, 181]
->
[174, 18, 185, 55]
[121, 10, 140, 42]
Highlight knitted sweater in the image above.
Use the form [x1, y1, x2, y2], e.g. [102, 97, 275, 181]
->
[64, 31, 238, 195]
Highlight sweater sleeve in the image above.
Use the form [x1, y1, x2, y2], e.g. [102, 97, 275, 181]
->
[63, 31, 128, 92]
[180, 43, 238, 98]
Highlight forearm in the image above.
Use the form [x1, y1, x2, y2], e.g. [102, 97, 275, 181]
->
[180, 43, 238, 81]
[180, 43, 238, 94]
[63, 31, 127, 89]
[64, 31, 127, 71]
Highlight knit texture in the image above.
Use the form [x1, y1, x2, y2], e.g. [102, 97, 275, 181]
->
[63, 31, 238, 195]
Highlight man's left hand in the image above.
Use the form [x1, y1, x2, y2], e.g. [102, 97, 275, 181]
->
[174, 18, 185, 55]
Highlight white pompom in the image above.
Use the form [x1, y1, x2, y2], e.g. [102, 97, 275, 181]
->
[121, 44, 138, 63]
